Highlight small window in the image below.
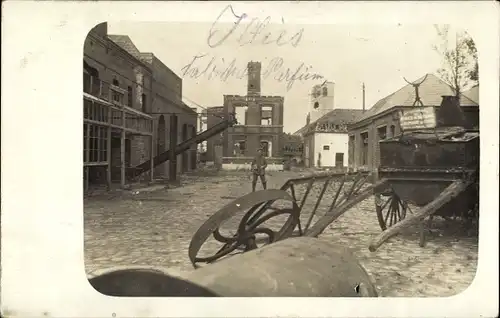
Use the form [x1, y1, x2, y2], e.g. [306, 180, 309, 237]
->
[323, 145, 330, 150]
[390, 125, 396, 138]
[112, 79, 119, 86]
[322, 87, 328, 96]
[377, 126, 387, 140]
[314, 101, 320, 109]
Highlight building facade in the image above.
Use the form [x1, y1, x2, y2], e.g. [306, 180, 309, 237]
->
[301, 109, 364, 169]
[348, 74, 480, 172]
[203, 107, 225, 164]
[219, 61, 285, 170]
[295, 81, 363, 169]
[282, 133, 304, 168]
[83, 23, 197, 191]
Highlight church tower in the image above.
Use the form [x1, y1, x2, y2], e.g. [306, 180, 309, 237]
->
[247, 61, 261, 96]
[309, 81, 335, 122]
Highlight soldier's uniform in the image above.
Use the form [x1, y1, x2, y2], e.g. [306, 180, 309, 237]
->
[251, 149, 267, 192]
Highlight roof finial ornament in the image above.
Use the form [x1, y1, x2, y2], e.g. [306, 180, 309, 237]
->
[403, 74, 428, 107]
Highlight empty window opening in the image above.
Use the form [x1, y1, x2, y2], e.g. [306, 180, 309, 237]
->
[360, 132, 369, 166]
[261, 106, 273, 125]
[234, 106, 248, 125]
[260, 140, 271, 157]
[112, 79, 119, 86]
[377, 126, 387, 140]
[322, 87, 328, 96]
[314, 101, 320, 109]
[234, 140, 246, 156]
[390, 125, 396, 138]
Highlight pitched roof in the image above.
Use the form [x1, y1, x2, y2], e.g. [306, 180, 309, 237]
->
[354, 73, 479, 125]
[139, 52, 154, 64]
[107, 35, 142, 59]
[296, 108, 365, 136]
[462, 84, 479, 104]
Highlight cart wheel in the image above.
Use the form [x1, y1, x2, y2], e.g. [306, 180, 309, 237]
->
[375, 189, 409, 231]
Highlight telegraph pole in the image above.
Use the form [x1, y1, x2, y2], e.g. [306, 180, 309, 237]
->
[362, 82, 366, 112]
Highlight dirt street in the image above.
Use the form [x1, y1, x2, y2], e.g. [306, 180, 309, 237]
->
[84, 170, 478, 297]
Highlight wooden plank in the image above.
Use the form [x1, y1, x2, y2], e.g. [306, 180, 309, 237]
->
[368, 179, 471, 252]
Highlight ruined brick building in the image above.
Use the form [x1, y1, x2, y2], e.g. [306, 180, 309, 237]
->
[205, 61, 285, 170]
[347, 74, 479, 171]
[83, 23, 197, 191]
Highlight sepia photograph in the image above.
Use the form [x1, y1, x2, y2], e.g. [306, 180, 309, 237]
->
[82, 9, 481, 298]
[3, 1, 499, 317]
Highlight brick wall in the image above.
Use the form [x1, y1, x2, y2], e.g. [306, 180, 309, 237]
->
[84, 23, 198, 183]
[349, 110, 400, 171]
[223, 95, 285, 159]
[84, 23, 154, 182]
[142, 55, 198, 179]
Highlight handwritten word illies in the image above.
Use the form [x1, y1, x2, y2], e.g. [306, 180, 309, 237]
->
[180, 54, 323, 91]
[207, 5, 304, 48]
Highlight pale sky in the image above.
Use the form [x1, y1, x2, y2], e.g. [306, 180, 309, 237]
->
[109, 21, 447, 133]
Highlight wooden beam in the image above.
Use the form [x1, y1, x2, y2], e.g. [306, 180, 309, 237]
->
[83, 119, 153, 136]
[169, 114, 178, 183]
[368, 179, 472, 252]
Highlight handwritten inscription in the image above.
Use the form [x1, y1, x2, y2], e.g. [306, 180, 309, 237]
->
[207, 5, 304, 48]
[181, 54, 323, 91]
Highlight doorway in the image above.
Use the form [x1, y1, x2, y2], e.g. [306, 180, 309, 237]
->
[335, 152, 344, 168]
[182, 124, 189, 172]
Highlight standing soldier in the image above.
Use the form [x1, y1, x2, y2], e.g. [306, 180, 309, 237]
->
[251, 148, 267, 192]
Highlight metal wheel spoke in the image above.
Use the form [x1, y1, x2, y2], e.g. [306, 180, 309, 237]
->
[195, 242, 239, 264]
[212, 228, 238, 243]
[395, 200, 402, 221]
[384, 200, 393, 225]
[380, 195, 391, 211]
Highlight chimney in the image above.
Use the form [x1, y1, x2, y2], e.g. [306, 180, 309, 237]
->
[437, 95, 467, 127]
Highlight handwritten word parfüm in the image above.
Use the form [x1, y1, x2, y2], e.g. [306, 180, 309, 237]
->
[181, 54, 323, 91]
[207, 5, 304, 49]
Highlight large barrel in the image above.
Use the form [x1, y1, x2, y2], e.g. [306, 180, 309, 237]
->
[88, 237, 378, 297]
[186, 237, 378, 297]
